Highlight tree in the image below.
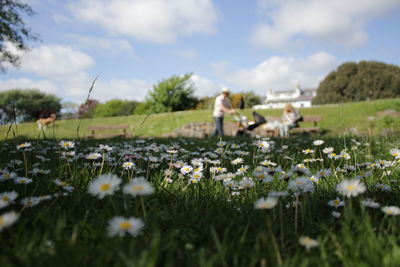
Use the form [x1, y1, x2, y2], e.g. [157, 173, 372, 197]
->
[313, 61, 400, 104]
[230, 92, 262, 109]
[137, 73, 198, 114]
[94, 99, 139, 118]
[195, 96, 215, 110]
[77, 99, 99, 118]
[0, 0, 38, 72]
[0, 89, 61, 123]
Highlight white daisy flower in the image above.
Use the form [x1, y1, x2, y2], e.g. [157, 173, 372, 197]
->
[16, 142, 31, 150]
[235, 165, 249, 176]
[99, 144, 113, 151]
[122, 162, 135, 170]
[336, 179, 366, 198]
[382, 206, 400, 216]
[238, 177, 255, 190]
[107, 216, 144, 237]
[389, 148, 400, 159]
[0, 170, 17, 181]
[323, 147, 334, 154]
[21, 197, 41, 208]
[302, 148, 315, 154]
[88, 173, 121, 199]
[223, 180, 237, 189]
[59, 140, 75, 149]
[254, 197, 278, 210]
[123, 177, 154, 197]
[180, 165, 193, 175]
[85, 153, 103, 160]
[255, 140, 271, 151]
[0, 211, 19, 231]
[331, 211, 341, 218]
[14, 177, 33, 185]
[374, 183, 392, 192]
[360, 198, 380, 208]
[316, 169, 331, 178]
[339, 152, 351, 160]
[313, 140, 325, 146]
[0, 191, 18, 209]
[328, 152, 339, 159]
[190, 171, 203, 180]
[328, 198, 344, 208]
[231, 158, 244, 165]
[54, 179, 74, 192]
[288, 177, 315, 193]
[299, 236, 319, 250]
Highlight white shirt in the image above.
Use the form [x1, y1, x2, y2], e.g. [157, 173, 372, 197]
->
[213, 94, 231, 118]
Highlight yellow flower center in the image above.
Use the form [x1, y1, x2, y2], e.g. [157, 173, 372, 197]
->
[119, 221, 132, 230]
[261, 203, 273, 208]
[100, 184, 111, 191]
[2, 196, 10, 202]
[345, 185, 355, 191]
[63, 143, 70, 147]
[133, 185, 144, 191]
[0, 216, 3, 226]
[3, 174, 10, 179]
[257, 174, 265, 179]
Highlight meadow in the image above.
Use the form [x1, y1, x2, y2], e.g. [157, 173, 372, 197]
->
[1, 98, 400, 140]
[1, 134, 400, 266]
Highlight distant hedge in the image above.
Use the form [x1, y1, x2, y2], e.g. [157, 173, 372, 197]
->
[313, 61, 400, 104]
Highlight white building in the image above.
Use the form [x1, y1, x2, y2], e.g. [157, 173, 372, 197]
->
[253, 86, 317, 109]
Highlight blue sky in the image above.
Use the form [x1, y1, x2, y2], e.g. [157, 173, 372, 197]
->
[1, 0, 400, 103]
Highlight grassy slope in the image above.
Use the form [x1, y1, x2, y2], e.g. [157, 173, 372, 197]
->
[1, 98, 400, 140]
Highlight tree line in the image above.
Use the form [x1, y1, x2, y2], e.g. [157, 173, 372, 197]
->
[313, 61, 400, 104]
[0, 73, 261, 123]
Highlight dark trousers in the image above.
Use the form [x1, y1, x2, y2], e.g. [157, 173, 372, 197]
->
[213, 116, 224, 136]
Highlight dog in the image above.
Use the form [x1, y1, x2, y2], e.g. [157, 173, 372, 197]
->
[37, 114, 56, 130]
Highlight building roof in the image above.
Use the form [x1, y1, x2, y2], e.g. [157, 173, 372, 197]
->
[264, 95, 314, 104]
[268, 87, 316, 95]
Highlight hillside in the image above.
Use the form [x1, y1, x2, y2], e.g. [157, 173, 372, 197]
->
[1, 98, 400, 140]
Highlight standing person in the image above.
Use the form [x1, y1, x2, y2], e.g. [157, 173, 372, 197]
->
[212, 87, 236, 136]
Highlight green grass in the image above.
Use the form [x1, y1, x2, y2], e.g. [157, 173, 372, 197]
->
[1, 135, 400, 266]
[1, 98, 400, 140]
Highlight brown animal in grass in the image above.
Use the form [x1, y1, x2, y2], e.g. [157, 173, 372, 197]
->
[37, 114, 56, 130]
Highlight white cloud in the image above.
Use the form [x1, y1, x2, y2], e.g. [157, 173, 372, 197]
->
[90, 79, 153, 102]
[0, 78, 59, 94]
[190, 74, 220, 97]
[177, 49, 197, 60]
[69, 0, 218, 44]
[21, 45, 94, 79]
[213, 52, 338, 94]
[0, 76, 153, 103]
[253, 0, 400, 49]
[68, 35, 134, 55]
[2, 43, 152, 103]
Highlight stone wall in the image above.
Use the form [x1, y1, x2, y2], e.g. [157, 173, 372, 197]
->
[162, 121, 266, 138]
